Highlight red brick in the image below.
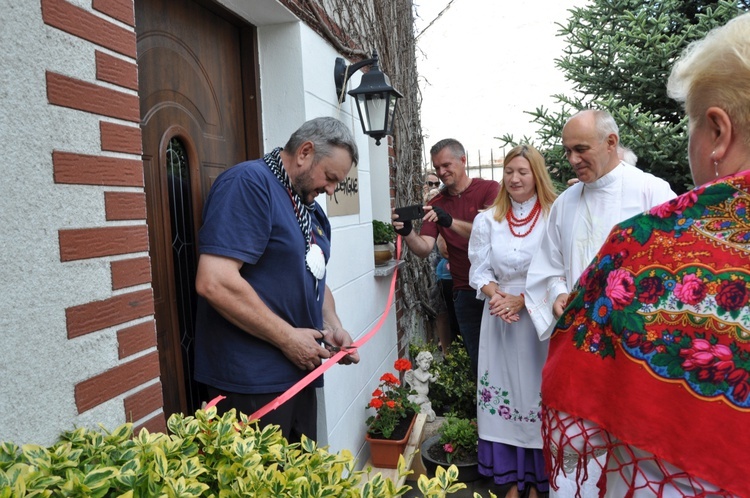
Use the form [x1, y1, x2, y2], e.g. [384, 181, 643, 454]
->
[100, 122, 142, 154]
[111, 256, 151, 290]
[117, 319, 156, 358]
[93, 0, 135, 27]
[96, 51, 138, 90]
[42, 0, 136, 58]
[47, 72, 140, 122]
[75, 351, 160, 413]
[59, 225, 148, 262]
[133, 413, 167, 435]
[66, 288, 154, 338]
[105, 191, 146, 221]
[124, 382, 163, 421]
[53, 151, 143, 187]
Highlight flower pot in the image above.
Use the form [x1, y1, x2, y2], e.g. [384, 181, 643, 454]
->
[365, 414, 417, 468]
[374, 243, 393, 266]
[420, 434, 481, 482]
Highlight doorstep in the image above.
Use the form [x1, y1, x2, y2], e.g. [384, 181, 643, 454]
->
[361, 413, 427, 487]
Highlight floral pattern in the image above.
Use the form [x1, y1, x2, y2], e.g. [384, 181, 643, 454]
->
[477, 371, 540, 422]
[555, 175, 750, 409]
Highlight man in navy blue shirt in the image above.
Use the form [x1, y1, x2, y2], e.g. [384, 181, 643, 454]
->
[194, 117, 360, 442]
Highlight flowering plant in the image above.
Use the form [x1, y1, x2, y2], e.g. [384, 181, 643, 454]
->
[366, 358, 420, 439]
[438, 413, 478, 464]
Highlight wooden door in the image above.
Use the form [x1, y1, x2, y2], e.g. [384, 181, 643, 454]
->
[135, 0, 261, 417]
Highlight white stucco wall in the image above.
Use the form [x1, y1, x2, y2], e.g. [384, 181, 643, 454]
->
[0, 0, 153, 444]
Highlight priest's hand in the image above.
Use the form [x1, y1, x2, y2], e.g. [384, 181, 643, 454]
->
[553, 293, 569, 319]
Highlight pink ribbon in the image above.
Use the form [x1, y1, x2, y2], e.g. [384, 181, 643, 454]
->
[244, 236, 403, 421]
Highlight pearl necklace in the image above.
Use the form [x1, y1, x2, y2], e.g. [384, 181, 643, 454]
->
[506, 199, 541, 238]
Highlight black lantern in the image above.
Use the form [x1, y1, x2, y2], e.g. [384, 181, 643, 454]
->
[334, 51, 402, 146]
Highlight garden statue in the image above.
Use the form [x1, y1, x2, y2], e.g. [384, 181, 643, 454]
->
[405, 351, 439, 422]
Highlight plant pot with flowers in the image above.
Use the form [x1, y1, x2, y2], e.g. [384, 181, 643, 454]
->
[420, 413, 481, 482]
[365, 358, 421, 468]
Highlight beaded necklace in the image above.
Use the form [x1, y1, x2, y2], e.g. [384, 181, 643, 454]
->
[506, 199, 542, 238]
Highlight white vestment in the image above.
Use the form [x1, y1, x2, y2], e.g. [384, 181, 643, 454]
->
[525, 163, 676, 341]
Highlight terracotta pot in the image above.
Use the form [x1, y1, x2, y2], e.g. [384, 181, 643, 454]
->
[365, 414, 417, 468]
[374, 243, 393, 266]
[420, 434, 481, 482]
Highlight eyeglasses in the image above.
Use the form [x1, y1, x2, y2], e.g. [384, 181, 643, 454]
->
[425, 181, 440, 187]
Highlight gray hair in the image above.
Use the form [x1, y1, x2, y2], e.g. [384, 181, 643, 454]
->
[618, 145, 638, 166]
[284, 117, 359, 166]
[429, 138, 465, 159]
[667, 12, 750, 145]
[567, 109, 620, 142]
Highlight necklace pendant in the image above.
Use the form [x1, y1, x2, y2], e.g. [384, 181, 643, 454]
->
[306, 243, 326, 280]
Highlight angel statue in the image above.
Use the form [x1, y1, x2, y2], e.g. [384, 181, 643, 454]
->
[405, 351, 439, 422]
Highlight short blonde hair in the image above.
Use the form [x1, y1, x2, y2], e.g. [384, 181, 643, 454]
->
[667, 12, 750, 145]
[492, 145, 557, 222]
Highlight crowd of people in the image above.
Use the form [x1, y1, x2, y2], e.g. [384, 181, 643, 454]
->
[392, 12, 750, 498]
[191, 11, 749, 498]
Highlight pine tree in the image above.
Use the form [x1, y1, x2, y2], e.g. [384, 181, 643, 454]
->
[499, 0, 750, 194]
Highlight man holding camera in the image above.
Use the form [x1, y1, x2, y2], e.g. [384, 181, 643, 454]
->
[392, 138, 500, 377]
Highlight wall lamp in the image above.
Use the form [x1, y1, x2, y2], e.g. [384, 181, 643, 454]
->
[334, 51, 403, 146]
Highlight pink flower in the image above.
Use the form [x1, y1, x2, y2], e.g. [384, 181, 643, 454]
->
[674, 274, 707, 305]
[605, 269, 635, 310]
[443, 443, 454, 453]
[650, 202, 675, 219]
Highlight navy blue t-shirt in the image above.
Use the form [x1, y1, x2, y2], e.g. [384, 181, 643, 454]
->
[194, 157, 330, 394]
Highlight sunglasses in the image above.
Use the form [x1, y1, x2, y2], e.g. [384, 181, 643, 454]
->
[425, 181, 440, 187]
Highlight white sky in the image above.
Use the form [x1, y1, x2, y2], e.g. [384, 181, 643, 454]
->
[414, 0, 583, 168]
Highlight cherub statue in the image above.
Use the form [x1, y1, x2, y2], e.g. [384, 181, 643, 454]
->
[405, 351, 439, 422]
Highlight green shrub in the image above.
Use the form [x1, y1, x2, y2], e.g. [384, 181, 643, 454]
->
[373, 220, 396, 245]
[0, 405, 478, 497]
[409, 337, 477, 420]
[438, 414, 478, 464]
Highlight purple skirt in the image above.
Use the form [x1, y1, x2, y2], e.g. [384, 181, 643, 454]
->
[477, 438, 549, 492]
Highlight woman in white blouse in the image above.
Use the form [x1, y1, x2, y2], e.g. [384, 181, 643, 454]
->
[468, 145, 557, 498]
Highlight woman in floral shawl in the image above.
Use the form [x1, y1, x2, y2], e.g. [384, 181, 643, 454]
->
[541, 12, 750, 497]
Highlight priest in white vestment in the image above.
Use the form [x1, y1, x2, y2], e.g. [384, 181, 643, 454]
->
[525, 109, 676, 497]
[526, 110, 676, 341]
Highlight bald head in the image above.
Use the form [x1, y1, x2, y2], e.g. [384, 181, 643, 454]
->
[562, 110, 621, 183]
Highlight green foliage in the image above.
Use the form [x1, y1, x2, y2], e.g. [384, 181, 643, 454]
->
[0, 406, 480, 497]
[373, 220, 396, 244]
[498, 0, 750, 194]
[437, 414, 478, 464]
[409, 337, 477, 420]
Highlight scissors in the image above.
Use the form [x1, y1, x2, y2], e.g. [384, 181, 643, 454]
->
[317, 330, 358, 353]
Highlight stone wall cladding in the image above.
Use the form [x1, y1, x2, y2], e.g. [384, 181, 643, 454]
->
[42, 0, 162, 430]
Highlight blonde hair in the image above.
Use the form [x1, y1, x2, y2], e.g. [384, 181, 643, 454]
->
[492, 144, 557, 223]
[667, 12, 750, 146]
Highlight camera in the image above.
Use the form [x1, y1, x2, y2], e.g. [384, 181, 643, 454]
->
[394, 204, 425, 221]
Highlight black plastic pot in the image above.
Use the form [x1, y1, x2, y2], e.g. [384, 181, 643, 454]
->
[419, 435, 481, 482]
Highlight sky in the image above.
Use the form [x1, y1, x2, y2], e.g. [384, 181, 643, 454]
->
[414, 0, 584, 168]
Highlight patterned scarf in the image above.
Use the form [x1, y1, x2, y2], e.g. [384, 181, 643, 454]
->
[264, 147, 315, 275]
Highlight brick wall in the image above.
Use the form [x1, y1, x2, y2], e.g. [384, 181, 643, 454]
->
[41, 0, 164, 433]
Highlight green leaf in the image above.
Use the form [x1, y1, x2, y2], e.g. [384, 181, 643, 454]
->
[84, 466, 118, 488]
[153, 446, 169, 478]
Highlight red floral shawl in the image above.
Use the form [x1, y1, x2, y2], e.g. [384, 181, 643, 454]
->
[542, 171, 750, 496]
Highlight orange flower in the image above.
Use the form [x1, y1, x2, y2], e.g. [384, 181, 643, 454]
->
[394, 358, 412, 372]
[386, 400, 396, 408]
[372, 388, 383, 397]
[380, 372, 399, 385]
[369, 398, 383, 409]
